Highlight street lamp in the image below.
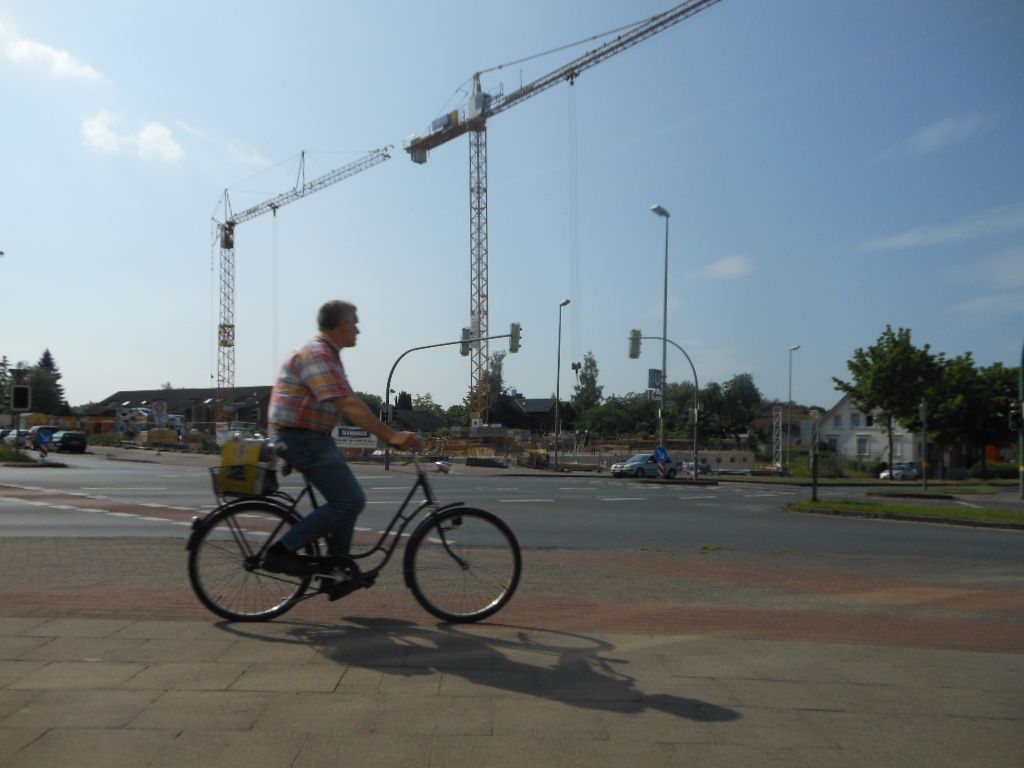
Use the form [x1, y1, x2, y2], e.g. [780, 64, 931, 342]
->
[650, 204, 670, 450]
[554, 299, 570, 471]
[787, 344, 800, 474]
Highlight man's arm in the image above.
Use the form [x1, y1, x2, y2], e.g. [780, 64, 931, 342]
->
[336, 394, 421, 450]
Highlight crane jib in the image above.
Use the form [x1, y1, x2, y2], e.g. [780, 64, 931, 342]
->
[403, 0, 723, 158]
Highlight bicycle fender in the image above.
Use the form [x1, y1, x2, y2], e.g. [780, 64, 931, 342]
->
[185, 498, 301, 551]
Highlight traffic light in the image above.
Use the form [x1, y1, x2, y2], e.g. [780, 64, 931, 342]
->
[628, 329, 642, 359]
[1010, 401, 1022, 431]
[460, 327, 471, 357]
[509, 322, 521, 353]
[11, 384, 31, 411]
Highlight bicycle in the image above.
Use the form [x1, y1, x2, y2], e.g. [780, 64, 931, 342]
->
[186, 449, 522, 624]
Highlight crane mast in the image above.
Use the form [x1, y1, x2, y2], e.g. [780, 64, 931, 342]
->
[214, 147, 391, 422]
[404, 0, 723, 423]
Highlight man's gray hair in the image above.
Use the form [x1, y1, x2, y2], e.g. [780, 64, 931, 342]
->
[318, 300, 357, 331]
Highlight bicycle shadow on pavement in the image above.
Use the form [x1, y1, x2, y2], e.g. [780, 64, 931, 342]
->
[287, 617, 740, 723]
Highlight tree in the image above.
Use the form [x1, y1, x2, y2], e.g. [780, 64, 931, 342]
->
[445, 403, 468, 427]
[412, 393, 445, 419]
[721, 373, 763, 449]
[833, 326, 935, 470]
[0, 356, 9, 413]
[396, 391, 413, 410]
[571, 352, 603, 414]
[356, 392, 383, 416]
[27, 349, 67, 415]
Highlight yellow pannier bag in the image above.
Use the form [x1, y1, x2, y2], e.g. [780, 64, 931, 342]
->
[213, 437, 278, 496]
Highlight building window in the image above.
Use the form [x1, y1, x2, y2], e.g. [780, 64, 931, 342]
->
[834, 414, 842, 428]
[850, 412, 861, 428]
[856, 436, 870, 456]
[866, 413, 874, 427]
[827, 436, 838, 452]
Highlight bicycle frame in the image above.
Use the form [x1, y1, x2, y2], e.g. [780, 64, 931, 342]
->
[189, 455, 466, 587]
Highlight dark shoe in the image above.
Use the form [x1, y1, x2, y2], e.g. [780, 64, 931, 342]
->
[319, 569, 375, 602]
[262, 542, 319, 576]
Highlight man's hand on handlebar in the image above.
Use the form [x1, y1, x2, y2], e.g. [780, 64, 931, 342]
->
[390, 431, 422, 451]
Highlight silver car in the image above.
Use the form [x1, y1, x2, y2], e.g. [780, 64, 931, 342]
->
[610, 453, 677, 479]
[879, 462, 921, 480]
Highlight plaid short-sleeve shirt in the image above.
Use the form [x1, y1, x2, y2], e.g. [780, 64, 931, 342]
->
[268, 334, 355, 434]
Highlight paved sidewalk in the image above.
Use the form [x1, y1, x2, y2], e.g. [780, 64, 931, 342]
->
[0, 532, 1021, 767]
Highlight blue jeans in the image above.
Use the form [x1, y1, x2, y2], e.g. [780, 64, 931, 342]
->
[275, 428, 366, 557]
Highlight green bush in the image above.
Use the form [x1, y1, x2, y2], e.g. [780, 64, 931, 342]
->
[0, 446, 35, 463]
[967, 461, 1017, 480]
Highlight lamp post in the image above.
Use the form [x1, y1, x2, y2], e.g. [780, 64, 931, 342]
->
[554, 299, 570, 471]
[787, 344, 800, 474]
[650, 204, 670, 450]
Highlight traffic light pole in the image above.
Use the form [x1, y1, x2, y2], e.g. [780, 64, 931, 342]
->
[382, 329, 516, 471]
[630, 333, 700, 479]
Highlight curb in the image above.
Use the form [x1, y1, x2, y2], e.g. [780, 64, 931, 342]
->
[791, 506, 1024, 531]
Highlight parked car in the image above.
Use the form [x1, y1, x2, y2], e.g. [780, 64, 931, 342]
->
[682, 461, 712, 476]
[879, 462, 921, 480]
[51, 431, 88, 453]
[610, 453, 677, 479]
[3, 429, 30, 448]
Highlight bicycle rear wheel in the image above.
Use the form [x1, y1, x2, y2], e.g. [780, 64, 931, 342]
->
[405, 507, 521, 623]
[188, 500, 316, 622]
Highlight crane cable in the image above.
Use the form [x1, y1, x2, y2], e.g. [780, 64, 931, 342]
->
[431, 8, 667, 123]
[568, 84, 583, 382]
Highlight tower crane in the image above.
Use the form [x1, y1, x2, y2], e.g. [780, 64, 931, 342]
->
[213, 147, 391, 421]
[404, 0, 723, 423]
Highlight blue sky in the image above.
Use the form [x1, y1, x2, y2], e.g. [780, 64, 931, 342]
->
[2, 0, 1022, 415]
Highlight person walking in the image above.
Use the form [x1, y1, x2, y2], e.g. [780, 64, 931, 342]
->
[263, 300, 419, 586]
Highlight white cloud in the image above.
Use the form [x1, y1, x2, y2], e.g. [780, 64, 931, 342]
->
[137, 122, 184, 162]
[0, 21, 103, 82]
[227, 140, 272, 167]
[81, 111, 127, 153]
[860, 201, 1024, 252]
[82, 111, 184, 163]
[175, 119, 206, 138]
[704, 255, 753, 279]
[905, 114, 991, 156]
[952, 292, 1024, 318]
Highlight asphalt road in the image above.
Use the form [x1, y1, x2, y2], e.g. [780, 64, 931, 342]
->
[1, 451, 1021, 562]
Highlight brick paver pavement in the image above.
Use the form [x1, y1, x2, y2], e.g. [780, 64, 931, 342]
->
[0, 456, 1021, 767]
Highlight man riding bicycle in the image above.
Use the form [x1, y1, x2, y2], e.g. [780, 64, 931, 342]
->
[263, 300, 420, 587]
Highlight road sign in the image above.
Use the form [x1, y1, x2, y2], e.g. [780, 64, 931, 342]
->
[654, 446, 669, 463]
[36, 429, 52, 459]
[153, 400, 168, 428]
[334, 426, 378, 449]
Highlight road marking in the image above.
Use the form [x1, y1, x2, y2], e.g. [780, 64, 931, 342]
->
[82, 487, 167, 492]
[598, 497, 644, 502]
[954, 500, 981, 509]
[498, 498, 554, 503]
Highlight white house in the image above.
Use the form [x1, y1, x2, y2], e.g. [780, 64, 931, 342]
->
[819, 393, 921, 463]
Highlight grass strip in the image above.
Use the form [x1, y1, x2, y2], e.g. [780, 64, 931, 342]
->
[788, 499, 1024, 527]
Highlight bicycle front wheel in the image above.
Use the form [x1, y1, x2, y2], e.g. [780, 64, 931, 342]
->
[188, 500, 316, 622]
[405, 507, 521, 623]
